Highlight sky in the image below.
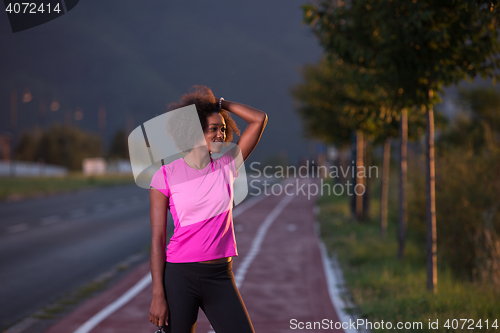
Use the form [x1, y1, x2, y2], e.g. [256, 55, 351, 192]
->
[0, 0, 325, 166]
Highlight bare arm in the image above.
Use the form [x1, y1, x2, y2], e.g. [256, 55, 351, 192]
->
[221, 99, 268, 170]
[149, 188, 169, 327]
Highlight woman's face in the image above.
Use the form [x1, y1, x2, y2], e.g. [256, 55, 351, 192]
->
[204, 112, 226, 154]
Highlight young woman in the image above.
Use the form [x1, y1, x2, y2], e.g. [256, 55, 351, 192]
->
[148, 85, 268, 333]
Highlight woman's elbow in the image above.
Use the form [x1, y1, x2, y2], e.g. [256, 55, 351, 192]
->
[258, 112, 268, 125]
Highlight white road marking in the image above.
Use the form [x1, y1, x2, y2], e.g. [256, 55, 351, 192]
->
[40, 215, 60, 225]
[7, 223, 28, 233]
[207, 179, 296, 332]
[72, 274, 152, 333]
[233, 192, 295, 288]
[316, 219, 366, 333]
[232, 192, 266, 218]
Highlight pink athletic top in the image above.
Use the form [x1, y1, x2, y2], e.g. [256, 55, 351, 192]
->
[149, 149, 239, 263]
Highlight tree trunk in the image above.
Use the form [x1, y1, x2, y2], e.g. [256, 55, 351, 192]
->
[426, 101, 438, 293]
[356, 130, 365, 221]
[398, 108, 408, 260]
[474, 204, 500, 288]
[337, 147, 346, 185]
[363, 140, 371, 220]
[350, 132, 357, 219]
[380, 137, 391, 238]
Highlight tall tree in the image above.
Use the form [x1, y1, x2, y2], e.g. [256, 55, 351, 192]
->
[291, 56, 400, 221]
[302, 0, 500, 292]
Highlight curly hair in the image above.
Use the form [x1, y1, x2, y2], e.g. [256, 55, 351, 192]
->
[165, 86, 240, 152]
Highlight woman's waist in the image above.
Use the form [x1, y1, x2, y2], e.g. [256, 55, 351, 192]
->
[197, 256, 232, 264]
[165, 258, 233, 276]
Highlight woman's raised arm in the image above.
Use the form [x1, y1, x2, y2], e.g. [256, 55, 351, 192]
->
[221, 99, 268, 168]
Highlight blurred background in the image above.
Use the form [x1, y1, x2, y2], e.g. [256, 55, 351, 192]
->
[1, 0, 500, 332]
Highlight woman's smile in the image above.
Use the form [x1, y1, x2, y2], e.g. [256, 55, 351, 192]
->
[205, 112, 227, 153]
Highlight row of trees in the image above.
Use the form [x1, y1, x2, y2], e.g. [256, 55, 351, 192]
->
[14, 124, 129, 171]
[293, 0, 500, 292]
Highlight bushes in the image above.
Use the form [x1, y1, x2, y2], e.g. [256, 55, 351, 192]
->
[15, 123, 103, 171]
[408, 127, 500, 285]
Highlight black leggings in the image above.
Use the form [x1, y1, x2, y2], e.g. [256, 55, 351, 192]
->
[163, 260, 255, 333]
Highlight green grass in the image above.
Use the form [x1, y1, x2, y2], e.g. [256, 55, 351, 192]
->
[0, 172, 135, 201]
[317, 178, 500, 332]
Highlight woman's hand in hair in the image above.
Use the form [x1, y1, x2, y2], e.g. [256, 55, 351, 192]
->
[220, 99, 268, 164]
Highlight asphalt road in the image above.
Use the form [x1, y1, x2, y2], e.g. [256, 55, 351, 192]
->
[0, 184, 158, 331]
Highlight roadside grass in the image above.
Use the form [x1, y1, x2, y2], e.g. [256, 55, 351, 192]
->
[317, 177, 500, 332]
[33, 279, 108, 320]
[0, 172, 135, 201]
